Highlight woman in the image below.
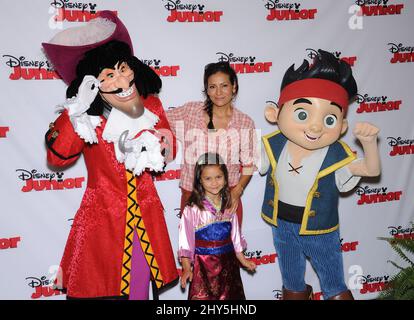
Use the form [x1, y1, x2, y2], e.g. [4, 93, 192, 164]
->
[166, 62, 257, 225]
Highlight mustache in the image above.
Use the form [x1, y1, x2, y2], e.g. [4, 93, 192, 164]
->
[98, 79, 135, 94]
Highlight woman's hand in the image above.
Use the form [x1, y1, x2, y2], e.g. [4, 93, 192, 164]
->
[236, 252, 257, 272]
[230, 184, 243, 213]
[180, 257, 193, 289]
[180, 268, 193, 289]
[243, 260, 257, 272]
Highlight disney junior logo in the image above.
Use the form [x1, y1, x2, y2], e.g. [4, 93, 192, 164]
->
[16, 169, 86, 192]
[264, 1, 317, 21]
[3, 54, 59, 80]
[141, 59, 180, 77]
[356, 273, 390, 295]
[356, 93, 402, 113]
[356, 1, 404, 17]
[216, 52, 272, 74]
[26, 271, 63, 299]
[49, 0, 109, 23]
[388, 225, 414, 239]
[164, 0, 223, 22]
[306, 48, 357, 67]
[388, 42, 414, 64]
[387, 136, 414, 156]
[356, 185, 402, 205]
[388, 226, 414, 239]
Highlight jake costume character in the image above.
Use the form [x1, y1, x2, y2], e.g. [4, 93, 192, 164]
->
[260, 50, 381, 300]
[42, 11, 178, 299]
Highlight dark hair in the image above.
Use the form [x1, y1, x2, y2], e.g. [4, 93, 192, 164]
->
[280, 49, 357, 104]
[66, 40, 162, 116]
[187, 153, 232, 212]
[203, 62, 239, 129]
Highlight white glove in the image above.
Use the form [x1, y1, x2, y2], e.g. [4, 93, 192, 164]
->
[65, 75, 100, 117]
[123, 131, 165, 176]
[56, 75, 101, 144]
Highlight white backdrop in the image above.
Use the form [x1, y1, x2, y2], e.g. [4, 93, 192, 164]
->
[1, 0, 413, 300]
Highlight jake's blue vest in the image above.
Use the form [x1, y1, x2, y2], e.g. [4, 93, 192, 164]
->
[261, 131, 356, 235]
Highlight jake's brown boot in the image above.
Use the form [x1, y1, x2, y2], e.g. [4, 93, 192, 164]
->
[328, 290, 354, 300]
[282, 284, 313, 300]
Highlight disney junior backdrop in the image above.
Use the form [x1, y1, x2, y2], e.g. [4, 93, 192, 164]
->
[1, 0, 413, 300]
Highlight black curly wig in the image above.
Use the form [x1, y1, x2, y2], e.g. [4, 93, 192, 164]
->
[280, 49, 357, 103]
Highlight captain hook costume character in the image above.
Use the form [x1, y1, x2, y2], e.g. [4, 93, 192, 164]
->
[42, 11, 178, 299]
[260, 50, 381, 300]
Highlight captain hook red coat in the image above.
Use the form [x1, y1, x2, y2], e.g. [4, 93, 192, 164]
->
[45, 95, 178, 299]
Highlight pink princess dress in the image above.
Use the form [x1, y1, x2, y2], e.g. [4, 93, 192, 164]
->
[178, 199, 247, 300]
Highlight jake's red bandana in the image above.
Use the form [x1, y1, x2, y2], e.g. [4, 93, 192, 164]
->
[278, 78, 349, 113]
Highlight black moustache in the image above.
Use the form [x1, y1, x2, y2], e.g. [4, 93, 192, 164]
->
[98, 79, 135, 94]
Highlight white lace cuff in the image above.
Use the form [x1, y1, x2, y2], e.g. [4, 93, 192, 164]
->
[69, 112, 102, 144]
[123, 131, 165, 176]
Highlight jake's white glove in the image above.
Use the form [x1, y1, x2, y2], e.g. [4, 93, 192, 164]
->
[65, 75, 100, 117]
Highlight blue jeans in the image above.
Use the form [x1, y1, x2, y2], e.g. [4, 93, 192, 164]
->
[272, 219, 348, 299]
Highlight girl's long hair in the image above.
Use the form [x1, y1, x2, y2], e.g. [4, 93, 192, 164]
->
[187, 153, 232, 212]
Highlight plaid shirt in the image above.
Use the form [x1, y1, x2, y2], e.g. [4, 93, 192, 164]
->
[166, 101, 257, 191]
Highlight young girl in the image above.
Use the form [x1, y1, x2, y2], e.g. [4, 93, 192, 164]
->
[178, 152, 256, 300]
[166, 62, 257, 225]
